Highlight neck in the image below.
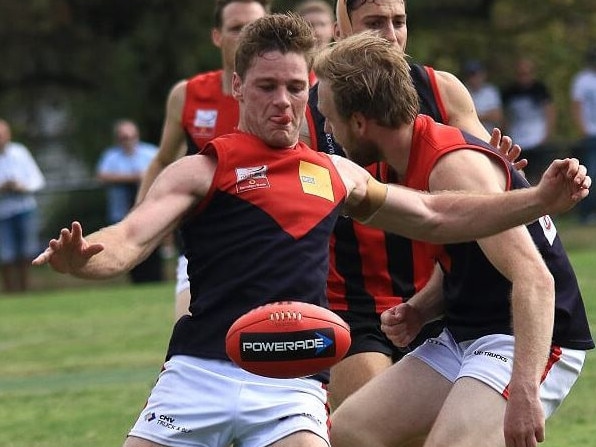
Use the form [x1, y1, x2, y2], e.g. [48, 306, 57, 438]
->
[373, 123, 413, 178]
[222, 69, 234, 96]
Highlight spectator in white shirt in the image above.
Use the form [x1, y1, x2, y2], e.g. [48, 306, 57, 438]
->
[462, 60, 504, 134]
[0, 119, 46, 293]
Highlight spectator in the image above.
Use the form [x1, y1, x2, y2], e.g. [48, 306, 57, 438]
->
[502, 57, 556, 185]
[462, 59, 504, 134]
[96, 119, 162, 283]
[295, 0, 335, 86]
[0, 118, 45, 293]
[295, 0, 334, 51]
[571, 46, 596, 223]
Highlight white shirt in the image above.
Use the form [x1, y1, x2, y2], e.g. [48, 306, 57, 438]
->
[0, 141, 46, 219]
[571, 68, 596, 136]
[469, 83, 502, 133]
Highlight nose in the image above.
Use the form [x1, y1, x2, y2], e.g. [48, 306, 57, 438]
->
[379, 23, 398, 43]
[273, 86, 292, 108]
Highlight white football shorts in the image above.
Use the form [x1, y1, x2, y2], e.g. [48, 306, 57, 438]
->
[408, 328, 586, 417]
[175, 255, 190, 295]
[128, 355, 330, 447]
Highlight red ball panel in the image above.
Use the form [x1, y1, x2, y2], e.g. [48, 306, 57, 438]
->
[225, 301, 351, 378]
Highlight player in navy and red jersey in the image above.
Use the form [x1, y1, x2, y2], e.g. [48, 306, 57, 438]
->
[33, 15, 589, 447]
[135, 0, 271, 320]
[314, 32, 593, 447]
[304, 0, 525, 409]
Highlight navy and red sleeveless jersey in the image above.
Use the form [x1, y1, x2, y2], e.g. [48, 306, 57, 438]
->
[166, 132, 348, 360]
[181, 70, 239, 155]
[306, 64, 448, 315]
[404, 114, 594, 350]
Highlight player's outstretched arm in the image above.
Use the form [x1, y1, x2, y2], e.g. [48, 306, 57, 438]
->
[338, 156, 590, 244]
[34, 154, 216, 279]
[32, 221, 105, 274]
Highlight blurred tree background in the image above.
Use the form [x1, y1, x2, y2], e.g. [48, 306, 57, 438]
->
[0, 0, 595, 234]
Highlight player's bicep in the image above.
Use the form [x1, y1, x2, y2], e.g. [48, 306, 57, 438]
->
[125, 155, 215, 247]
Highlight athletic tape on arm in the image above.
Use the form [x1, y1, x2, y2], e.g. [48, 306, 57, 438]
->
[350, 176, 389, 223]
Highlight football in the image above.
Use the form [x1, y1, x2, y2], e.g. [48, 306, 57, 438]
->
[225, 301, 351, 378]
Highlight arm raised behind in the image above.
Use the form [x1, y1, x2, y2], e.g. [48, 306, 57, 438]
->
[33, 154, 216, 279]
[135, 80, 188, 204]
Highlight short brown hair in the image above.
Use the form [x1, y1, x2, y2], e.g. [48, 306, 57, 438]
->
[213, 0, 272, 28]
[313, 31, 418, 127]
[235, 13, 317, 80]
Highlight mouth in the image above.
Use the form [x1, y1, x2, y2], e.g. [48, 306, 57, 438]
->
[270, 115, 292, 125]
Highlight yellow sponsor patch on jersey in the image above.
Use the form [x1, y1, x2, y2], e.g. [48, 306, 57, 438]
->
[299, 160, 334, 202]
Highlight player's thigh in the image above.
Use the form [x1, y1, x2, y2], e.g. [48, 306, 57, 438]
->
[328, 351, 392, 409]
[331, 355, 450, 447]
[269, 430, 328, 447]
[123, 435, 166, 447]
[426, 377, 507, 447]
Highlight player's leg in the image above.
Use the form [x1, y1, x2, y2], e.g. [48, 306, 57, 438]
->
[424, 341, 587, 447]
[425, 377, 507, 447]
[328, 351, 392, 410]
[269, 431, 328, 447]
[331, 355, 451, 447]
[123, 436, 166, 447]
[328, 309, 397, 409]
[174, 255, 191, 320]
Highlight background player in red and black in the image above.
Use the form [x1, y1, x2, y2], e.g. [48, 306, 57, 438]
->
[304, 0, 523, 409]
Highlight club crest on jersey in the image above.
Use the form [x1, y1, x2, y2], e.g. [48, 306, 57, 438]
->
[539, 215, 557, 246]
[235, 165, 270, 193]
[193, 109, 218, 138]
[299, 161, 334, 202]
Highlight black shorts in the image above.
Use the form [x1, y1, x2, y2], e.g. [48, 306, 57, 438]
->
[334, 309, 445, 363]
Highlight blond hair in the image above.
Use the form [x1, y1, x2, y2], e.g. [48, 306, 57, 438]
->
[313, 31, 418, 127]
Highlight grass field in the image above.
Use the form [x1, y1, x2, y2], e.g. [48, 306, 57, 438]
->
[1, 220, 595, 446]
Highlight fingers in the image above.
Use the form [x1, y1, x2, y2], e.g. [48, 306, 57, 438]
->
[31, 244, 58, 265]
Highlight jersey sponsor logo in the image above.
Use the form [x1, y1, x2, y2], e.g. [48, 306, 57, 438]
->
[539, 215, 557, 246]
[239, 328, 336, 361]
[235, 165, 270, 193]
[193, 109, 218, 138]
[299, 160, 334, 202]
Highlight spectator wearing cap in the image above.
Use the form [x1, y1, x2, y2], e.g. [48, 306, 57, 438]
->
[462, 60, 503, 134]
[570, 46, 596, 223]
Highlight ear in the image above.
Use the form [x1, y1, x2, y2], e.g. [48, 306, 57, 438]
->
[232, 72, 243, 100]
[212, 28, 222, 48]
[350, 112, 368, 137]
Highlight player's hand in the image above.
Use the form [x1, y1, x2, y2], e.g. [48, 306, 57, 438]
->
[32, 221, 104, 273]
[537, 158, 590, 215]
[503, 384, 545, 447]
[380, 303, 424, 348]
[490, 128, 527, 172]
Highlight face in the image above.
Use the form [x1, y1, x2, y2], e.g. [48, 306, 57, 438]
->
[233, 51, 310, 148]
[212, 2, 267, 71]
[317, 80, 381, 166]
[302, 10, 334, 50]
[337, 0, 407, 51]
[116, 123, 139, 151]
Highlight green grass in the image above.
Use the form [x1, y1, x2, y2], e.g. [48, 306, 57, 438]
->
[0, 228, 595, 446]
